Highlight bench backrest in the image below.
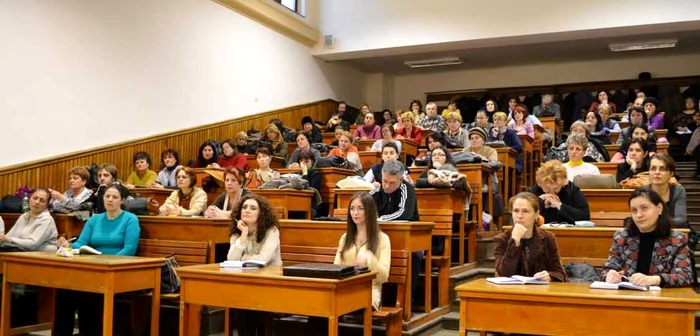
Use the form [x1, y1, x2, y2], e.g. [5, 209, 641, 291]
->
[138, 239, 208, 266]
[280, 245, 409, 284]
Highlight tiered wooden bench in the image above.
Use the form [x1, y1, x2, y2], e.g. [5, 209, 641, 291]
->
[276, 167, 356, 216]
[518, 134, 534, 188]
[581, 188, 633, 226]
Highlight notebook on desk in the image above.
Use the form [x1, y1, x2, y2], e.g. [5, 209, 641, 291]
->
[220, 260, 266, 269]
[486, 275, 548, 285]
[590, 281, 655, 291]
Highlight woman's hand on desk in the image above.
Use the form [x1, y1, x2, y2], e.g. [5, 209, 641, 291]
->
[150, 182, 164, 189]
[605, 270, 623, 284]
[533, 270, 551, 282]
[629, 273, 661, 287]
[204, 206, 226, 218]
[0, 233, 7, 242]
[57, 237, 70, 248]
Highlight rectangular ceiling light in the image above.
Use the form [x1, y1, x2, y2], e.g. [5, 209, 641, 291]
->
[404, 57, 463, 68]
[609, 39, 677, 52]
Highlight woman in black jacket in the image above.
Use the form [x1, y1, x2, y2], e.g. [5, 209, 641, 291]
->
[301, 116, 323, 144]
[616, 138, 650, 183]
[526, 160, 590, 224]
[296, 150, 322, 216]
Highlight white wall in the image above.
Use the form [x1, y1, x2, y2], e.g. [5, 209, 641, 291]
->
[317, 0, 700, 57]
[0, 0, 366, 167]
[392, 53, 700, 109]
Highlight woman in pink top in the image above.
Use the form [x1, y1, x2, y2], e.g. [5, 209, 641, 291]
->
[508, 104, 535, 138]
[353, 113, 381, 140]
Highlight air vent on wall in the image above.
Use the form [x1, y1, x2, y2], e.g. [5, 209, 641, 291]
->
[404, 57, 463, 68]
[609, 39, 677, 52]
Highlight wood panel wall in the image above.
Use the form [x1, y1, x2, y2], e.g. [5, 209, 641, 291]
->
[0, 99, 338, 195]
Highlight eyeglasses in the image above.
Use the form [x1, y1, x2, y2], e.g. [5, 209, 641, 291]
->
[432, 152, 447, 157]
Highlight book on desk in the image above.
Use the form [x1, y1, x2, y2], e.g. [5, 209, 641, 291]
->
[590, 281, 658, 291]
[486, 275, 548, 285]
[220, 260, 267, 269]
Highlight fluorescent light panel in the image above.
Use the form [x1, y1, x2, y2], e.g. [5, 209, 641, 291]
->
[609, 39, 677, 52]
[404, 57, 463, 68]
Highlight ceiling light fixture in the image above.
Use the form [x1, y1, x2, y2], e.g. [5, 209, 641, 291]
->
[609, 39, 678, 52]
[404, 57, 463, 68]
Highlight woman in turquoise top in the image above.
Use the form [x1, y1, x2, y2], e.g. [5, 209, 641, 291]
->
[54, 184, 140, 336]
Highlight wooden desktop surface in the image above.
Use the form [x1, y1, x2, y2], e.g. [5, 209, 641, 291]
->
[137, 216, 230, 263]
[177, 264, 376, 336]
[0, 252, 164, 336]
[456, 278, 700, 336]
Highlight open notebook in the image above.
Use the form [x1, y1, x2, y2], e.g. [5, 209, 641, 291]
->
[220, 260, 267, 269]
[590, 281, 653, 291]
[486, 275, 548, 285]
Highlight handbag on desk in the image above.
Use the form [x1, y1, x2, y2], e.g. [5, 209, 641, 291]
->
[283, 263, 369, 280]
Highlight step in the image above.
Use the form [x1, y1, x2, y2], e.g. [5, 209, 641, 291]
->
[441, 311, 460, 331]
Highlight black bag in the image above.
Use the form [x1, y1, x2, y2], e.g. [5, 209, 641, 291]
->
[1, 195, 22, 213]
[86, 164, 101, 189]
[161, 254, 181, 293]
[282, 263, 368, 279]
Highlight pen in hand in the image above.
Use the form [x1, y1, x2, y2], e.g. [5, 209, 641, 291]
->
[68, 237, 77, 243]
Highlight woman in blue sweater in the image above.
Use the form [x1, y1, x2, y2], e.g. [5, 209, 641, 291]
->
[54, 184, 140, 336]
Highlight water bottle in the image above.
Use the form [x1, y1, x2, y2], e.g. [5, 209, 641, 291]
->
[0, 217, 4, 235]
[21, 196, 29, 213]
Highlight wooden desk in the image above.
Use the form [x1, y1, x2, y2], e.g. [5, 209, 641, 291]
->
[252, 189, 315, 219]
[495, 147, 517, 202]
[358, 151, 382, 169]
[594, 162, 618, 176]
[657, 142, 669, 154]
[131, 188, 172, 205]
[582, 188, 632, 213]
[244, 154, 284, 169]
[619, 120, 630, 128]
[532, 125, 545, 172]
[0, 213, 83, 238]
[456, 278, 700, 336]
[419, 129, 433, 146]
[656, 129, 668, 140]
[322, 132, 336, 145]
[177, 264, 375, 336]
[287, 142, 298, 159]
[277, 167, 356, 216]
[517, 135, 534, 187]
[277, 220, 434, 322]
[604, 144, 620, 160]
[610, 131, 620, 144]
[137, 216, 230, 263]
[0, 252, 164, 336]
[539, 117, 556, 148]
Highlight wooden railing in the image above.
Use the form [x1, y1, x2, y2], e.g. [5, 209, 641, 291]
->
[0, 99, 338, 194]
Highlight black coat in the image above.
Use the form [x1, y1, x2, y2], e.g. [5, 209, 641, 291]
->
[527, 183, 590, 224]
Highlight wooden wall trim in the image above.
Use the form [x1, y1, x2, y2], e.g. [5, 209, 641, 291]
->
[0, 99, 338, 194]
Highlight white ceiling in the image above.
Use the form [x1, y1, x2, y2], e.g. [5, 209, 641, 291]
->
[334, 28, 700, 75]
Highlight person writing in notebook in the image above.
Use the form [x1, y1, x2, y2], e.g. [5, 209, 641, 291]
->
[334, 192, 391, 311]
[602, 188, 693, 287]
[494, 192, 566, 282]
[227, 193, 281, 336]
[54, 184, 140, 336]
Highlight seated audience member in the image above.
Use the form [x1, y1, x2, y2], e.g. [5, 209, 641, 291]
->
[91, 164, 130, 214]
[213, 139, 249, 172]
[192, 140, 219, 168]
[159, 167, 207, 216]
[483, 98, 499, 121]
[610, 124, 657, 163]
[270, 118, 296, 143]
[370, 124, 402, 153]
[55, 184, 140, 336]
[49, 166, 93, 208]
[1, 188, 57, 251]
[584, 110, 611, 144]
[205, 167, 250, 218]
[616, 139, 650, 183]
[463, 127, 498, 162]
[296, 150, 322, 193]
[354, 103, 372, 125]
[326, 101, 352, 132]
[598, 104, 621, 132]
[441, 101, 461, 118]
[672, 97, 698, 149]
[415, 146, 467, 189]
[124, 152, 157, 188]
[506, 97, 518, 117]
[301, 116, 323, 144]
[508, 104, 535, 138]
[644, 97, 665, 130]
[532, 94, 561, 119]
[396, 111, 423, 143]
[409, 99, 425, 121]
[417, 102, 446, 133]
[260, 123, 288, 162]
[152, 148, 182, 189]
[602, 188, 693, 287]
[589, 90, 617, 113]
[413, 132, 446, 164]
[335, 192, 391, 310]
[382, 109, 396, 125]
[527, 160, 590, 223]
[353, 112, 381, 140]
[648, 154, 687, 228]
[489, 112, 524, 173]
[551, 121, 609, 162]
[468, 110, 492, 131]
[494, 192, 566, 281]
[245, 148, 280, 188]
[330, 125, 345, 147]
[287, 132, 321, 169]
[621, 97, 645, 122]
[328, 131, 362, 169]
[564, 135, 600, 181]
[227, 193, 281, 336]
[364, 143, 406, 187]
[443, 112, 470, 148]
[370, 159, 422, 301]
[235, 131, 255, 155]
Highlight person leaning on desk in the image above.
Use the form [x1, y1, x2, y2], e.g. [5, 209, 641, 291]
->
[602, 188, 694, 288]
[526, 160, 590, 224]
[494, 192, 566, 282]
[54, 183, 141, 336]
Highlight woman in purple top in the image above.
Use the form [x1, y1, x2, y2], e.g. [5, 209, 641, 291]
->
[353, 113, 381, 140]
[644, 97, 665, 130]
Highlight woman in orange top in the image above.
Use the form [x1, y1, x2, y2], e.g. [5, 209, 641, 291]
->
[396, 111, 422, 143]
[328, 131, 362, 169]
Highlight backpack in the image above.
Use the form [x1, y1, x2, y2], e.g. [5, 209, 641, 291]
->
[1, 195, 22, 213]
